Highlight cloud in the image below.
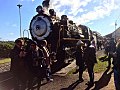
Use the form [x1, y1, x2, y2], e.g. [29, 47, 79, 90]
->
[5, 22, 18, 28]
[51, 0, 91, 16]
[8, 33, 14, 35]
[50, 0, 120, 25]
[78, 0, 119, 24]
[110, 22, 115, 27]
[12, 24, 17, 27]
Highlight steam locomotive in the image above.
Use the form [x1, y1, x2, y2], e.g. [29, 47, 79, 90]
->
[28, 5, 95, 67]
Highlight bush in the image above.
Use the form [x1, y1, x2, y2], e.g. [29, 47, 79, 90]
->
[0, 41, 14, 58]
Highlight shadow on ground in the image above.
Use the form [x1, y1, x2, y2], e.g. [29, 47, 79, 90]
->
[92, 67, 113, 90]
[60, 80, 82, 90]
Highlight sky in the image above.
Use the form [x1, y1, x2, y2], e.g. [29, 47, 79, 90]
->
[0, 0, 120, 41]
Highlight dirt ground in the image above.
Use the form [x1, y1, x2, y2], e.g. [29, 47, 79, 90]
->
[0, 68, 115, 90]
[39, 68, 115, 90]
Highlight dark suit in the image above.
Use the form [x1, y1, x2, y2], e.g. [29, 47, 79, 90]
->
[83, 45, 97, 83]
[75, 46, 84, 80]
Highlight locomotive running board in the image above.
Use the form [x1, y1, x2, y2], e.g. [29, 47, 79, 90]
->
[62, 38, 89, 41]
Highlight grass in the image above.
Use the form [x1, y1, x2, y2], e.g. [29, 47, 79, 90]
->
[68, 59, 108, 75]
[0, 58, 11, 64]
[94, 59, 108, 73]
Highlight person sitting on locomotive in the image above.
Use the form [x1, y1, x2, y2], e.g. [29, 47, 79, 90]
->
[39, 40, 53, 82]
[36, 5, 44, 14]
[49, 9, 57, 24]
[49, 9, 56, 16]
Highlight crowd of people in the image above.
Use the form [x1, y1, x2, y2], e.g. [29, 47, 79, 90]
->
[9, 37, 120, 90]
[74, 37, 120, 90]
[9, 39, 53, 90]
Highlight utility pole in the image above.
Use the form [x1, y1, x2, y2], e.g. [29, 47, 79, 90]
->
[17, 4, 22, 38]
[115, 20, 117, 42]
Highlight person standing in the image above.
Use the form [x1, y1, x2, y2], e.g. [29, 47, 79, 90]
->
[83, 41, 97, 86]
[114, 39, 120, 90]
[75, 40, 84, 82]
[107, 38, 116, 68]
[39, 40, 53, 82]
[9, 39, 27, 90]
[99, 41, 102, 50]
[26, 41, 45, 90]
